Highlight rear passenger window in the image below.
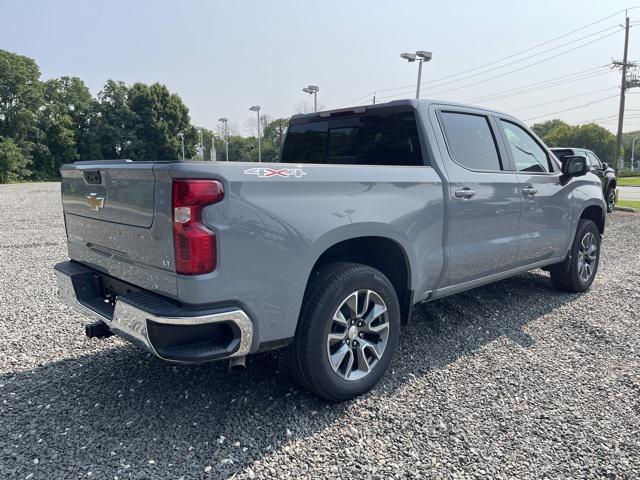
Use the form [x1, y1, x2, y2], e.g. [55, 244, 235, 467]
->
[281, 109, 424, 166]
[500, 120, 551, 173]
[439, 112, 502, 171]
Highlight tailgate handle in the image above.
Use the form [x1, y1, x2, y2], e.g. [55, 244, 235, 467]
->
[83, 170, 102, 185]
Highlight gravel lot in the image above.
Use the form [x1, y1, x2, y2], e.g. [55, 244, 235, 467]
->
[1, 182, 639, 479]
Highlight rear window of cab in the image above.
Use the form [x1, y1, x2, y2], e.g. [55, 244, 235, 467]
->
[281, 109, 424, 166]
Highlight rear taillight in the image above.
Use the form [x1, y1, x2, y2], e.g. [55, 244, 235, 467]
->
[172, 179, 224, 275]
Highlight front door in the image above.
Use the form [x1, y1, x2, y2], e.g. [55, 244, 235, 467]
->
[435, 109, 522, 286]
[497, 119, 573, 264]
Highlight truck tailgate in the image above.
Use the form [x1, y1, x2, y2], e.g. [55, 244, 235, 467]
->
[61, 162, 155, 227]
[60, 161, 177, 298]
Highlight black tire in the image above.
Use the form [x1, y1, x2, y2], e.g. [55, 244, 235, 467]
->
[288, 262, 401, 401]
[551, 219, 601, 292]
[605, 187, 616, 213]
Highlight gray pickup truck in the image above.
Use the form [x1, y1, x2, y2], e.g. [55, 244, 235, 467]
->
[55, 99, 606, 400]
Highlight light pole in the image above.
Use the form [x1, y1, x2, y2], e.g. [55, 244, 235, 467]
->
[217, 117, 229, 162]
[400, 50, 432, 99]
[302, 85, 319, 112]
[197, 128, 204, 160]
[249, 106, 261, 162]
[177, 132, 185, 161]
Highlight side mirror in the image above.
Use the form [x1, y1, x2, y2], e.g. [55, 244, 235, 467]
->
[562, 155, 588, 178]
[601, 162, 608, 169]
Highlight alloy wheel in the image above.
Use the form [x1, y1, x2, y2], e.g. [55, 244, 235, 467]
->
[577, 232, 598, 282]
[326, 289, 390, 381]
[607, 189, 616, 211]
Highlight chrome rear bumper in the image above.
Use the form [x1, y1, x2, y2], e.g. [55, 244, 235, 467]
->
[55, 262, 253, 363]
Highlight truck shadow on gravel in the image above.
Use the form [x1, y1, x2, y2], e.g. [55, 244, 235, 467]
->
[1, 270, 579, 478]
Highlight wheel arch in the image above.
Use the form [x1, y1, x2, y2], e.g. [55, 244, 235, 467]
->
[604, 176, 617, 192]
[580, 204, 605, 235]
[302, 232, 415, 324]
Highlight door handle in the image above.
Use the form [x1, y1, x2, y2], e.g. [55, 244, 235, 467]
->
[454, 188, 477, 199]
[523, 186, 537, 196]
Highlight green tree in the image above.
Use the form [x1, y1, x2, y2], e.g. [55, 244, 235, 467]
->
[44, 77, 100, 159]
[0, 50, 42, 142]
[531, 119, 569, 140]
[263, 117, 289, 152]
[622, 130, 640, 164]
[32, 111, 75, 178]
[31, 76, 100, 177]
[543, 123, 617, 162]
[127, 82, 196, 160]
[96, 80, 138, 159]
[0, 136, 30, 183]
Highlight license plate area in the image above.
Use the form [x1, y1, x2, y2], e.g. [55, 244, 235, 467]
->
[74, 270, 142, 320]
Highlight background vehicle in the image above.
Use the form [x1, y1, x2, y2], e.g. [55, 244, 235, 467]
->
[551, 147, 617, 213]
[55, 99, 606, 401]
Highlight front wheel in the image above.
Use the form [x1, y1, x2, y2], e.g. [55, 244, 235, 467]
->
[606, 187, 616, 213]
[551, 219, 601, 292]
[288, 262, 400, 401]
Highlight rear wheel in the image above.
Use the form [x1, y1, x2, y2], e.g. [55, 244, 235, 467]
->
[288, 262, 400, 401]
[605, 187, 616, 213]
[551, 219, 600, 292]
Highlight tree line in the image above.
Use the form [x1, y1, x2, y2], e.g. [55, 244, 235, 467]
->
[2, 48, 638, 184]
[0, 49, 289, 183]
[531, 119, 615, 162]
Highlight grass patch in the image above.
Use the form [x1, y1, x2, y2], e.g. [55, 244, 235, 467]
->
[618, 177, 640, 186]
[617, 199, 640, 210]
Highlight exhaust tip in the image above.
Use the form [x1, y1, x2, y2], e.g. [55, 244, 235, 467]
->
[228, 355, 246, 372]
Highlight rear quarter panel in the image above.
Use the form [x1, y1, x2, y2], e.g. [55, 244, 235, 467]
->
[161, 162, 445, 347]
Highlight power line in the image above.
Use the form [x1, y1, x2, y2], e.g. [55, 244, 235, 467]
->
[338, 92, 374, 108]
[421, 24, 622, 92]
[337, 6, 640, 108]
[473, 72, 615, 104]
[508, 87, 619, 113]
[374, 8, 637, 95]
[378, 28, 624, 102]
[465, 67, 610, 103]
[523, 94, 620, 121]
[575, 113, 619, 123]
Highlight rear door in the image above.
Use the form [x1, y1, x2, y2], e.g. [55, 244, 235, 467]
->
[496, 119, 573, 264]
[433, 107, 522, 285]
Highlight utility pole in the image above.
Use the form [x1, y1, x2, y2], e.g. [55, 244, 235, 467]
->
[614, 15, 630, 170]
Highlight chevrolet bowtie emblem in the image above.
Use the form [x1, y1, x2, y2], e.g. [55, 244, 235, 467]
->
[85, 193, 105, 211]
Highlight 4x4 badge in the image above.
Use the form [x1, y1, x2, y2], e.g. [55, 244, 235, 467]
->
[244, 167, 306, 178]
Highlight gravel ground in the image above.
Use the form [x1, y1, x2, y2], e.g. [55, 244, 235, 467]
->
[1, 182, 639, 480]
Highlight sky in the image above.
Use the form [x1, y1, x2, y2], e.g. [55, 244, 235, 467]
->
[1, 0, 639, 134]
